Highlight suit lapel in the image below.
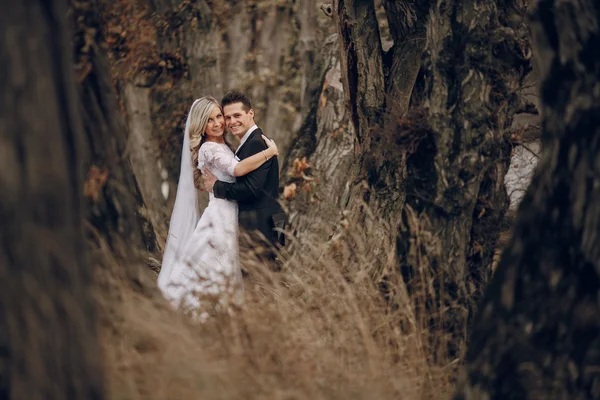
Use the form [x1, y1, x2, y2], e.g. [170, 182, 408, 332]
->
[235, 129, 261, 159]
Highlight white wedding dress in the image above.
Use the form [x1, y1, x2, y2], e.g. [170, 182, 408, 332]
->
[158, 141, 242, 311]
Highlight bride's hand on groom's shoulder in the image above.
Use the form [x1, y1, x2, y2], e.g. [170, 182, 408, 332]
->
[262, 135, 278, 157]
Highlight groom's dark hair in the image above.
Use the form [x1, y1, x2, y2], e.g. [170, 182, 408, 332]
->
[222, 90, 252, 112]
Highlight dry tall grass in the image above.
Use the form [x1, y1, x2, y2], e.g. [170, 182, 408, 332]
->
[96, 217, 455, 400]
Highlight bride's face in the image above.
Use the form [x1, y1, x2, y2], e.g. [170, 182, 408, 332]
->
[204, 106, 224, 140]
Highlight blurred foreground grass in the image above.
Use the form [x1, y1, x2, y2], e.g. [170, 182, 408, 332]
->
[97, 221, 456, 400]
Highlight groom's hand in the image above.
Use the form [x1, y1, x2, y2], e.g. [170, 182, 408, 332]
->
[202, 169, 217, 192]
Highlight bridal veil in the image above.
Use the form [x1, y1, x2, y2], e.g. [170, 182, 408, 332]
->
[157, 99, 201, 290]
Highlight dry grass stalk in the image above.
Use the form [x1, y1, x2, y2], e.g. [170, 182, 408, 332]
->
[94, 213, 456, 399]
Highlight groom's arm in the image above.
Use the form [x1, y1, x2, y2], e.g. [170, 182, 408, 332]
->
[213, 137, 272, 202]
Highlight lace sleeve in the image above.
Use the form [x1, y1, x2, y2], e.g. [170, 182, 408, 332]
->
[198, 142, 238, 176]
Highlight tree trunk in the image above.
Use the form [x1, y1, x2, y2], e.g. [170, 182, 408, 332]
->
[73, 0, 155, 259]
[454, 1, 600, 398]
[282, 33, 356, 240]
[0, 1, 105, 398]
[296, 0, 323, 125]
[122, 83, 169, 251]
[398, 0, 532, 361]
[282, 0, 532, 364]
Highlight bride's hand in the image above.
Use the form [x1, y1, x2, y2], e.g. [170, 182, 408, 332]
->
[262, 134, 279, 157]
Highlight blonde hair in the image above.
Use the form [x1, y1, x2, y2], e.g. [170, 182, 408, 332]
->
[187, 96, 221, 188]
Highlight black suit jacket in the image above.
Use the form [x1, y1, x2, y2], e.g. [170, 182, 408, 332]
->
[213, 128, 284, 246]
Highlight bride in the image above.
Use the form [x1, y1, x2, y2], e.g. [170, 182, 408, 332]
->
[157, 96, 278, 312]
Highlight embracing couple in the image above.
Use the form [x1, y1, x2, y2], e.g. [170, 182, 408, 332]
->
[157, 91, 285, 311]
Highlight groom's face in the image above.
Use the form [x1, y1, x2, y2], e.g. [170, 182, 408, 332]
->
[223, 102, 255, 138]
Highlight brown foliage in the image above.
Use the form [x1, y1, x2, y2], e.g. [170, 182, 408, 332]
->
[84, 166, 110, 201]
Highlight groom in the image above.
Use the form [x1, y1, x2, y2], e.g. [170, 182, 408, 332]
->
[202, 90, 286, 254]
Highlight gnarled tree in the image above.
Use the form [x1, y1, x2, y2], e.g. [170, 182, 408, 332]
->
[455, 0, 600, 397]
[283, 0, 532, 361]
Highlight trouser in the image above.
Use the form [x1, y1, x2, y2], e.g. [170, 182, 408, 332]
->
[238, 210, 286, 272]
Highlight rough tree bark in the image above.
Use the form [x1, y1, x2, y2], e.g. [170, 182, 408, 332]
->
[0, 1, 105, 398]
[455, 1, 600, 398]
[398, 0, 532, 361]
[297, 0, 323, 124]
[73, 0, 156, 261]
[282, 0, 427, 245]
[282, 0, 532, 362]
[282, 33, 356, 240]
